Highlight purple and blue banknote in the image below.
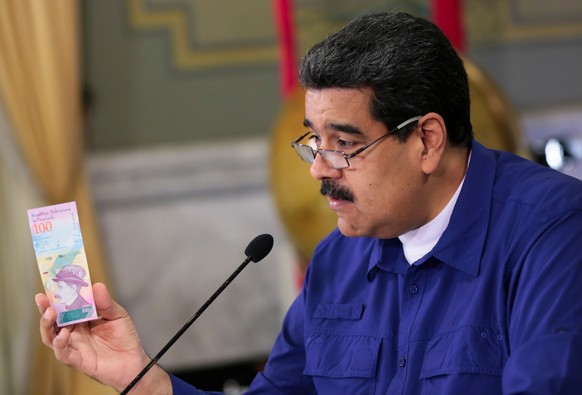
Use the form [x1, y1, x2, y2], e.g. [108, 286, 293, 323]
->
[28, 201, 98, 327]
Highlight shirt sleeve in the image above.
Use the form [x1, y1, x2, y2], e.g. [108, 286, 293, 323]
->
[502, 211, 582, 394]
[169, 373, 222, 395]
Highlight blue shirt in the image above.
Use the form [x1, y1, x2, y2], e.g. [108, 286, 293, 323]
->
[171, 141, 582, 394]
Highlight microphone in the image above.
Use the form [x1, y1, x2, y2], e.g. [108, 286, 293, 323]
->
[120, 233, 274, 394]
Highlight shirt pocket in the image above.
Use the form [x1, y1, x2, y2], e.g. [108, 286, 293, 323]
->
[420, 325, 507, 379]
[303, 303, 381, 395]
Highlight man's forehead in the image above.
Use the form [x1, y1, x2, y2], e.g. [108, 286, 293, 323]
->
[304, 87, 376, 135]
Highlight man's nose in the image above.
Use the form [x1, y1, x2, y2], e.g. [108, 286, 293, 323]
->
[310, 152, 342, 181]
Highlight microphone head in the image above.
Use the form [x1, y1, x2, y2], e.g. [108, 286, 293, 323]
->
[245, 234, 274, 263]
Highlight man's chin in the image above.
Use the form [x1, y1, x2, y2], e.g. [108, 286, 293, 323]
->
[336, 219, 362, 238]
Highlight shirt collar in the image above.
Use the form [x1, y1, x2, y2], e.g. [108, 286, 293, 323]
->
[430, 141, 494, 276]
[369, 237, 409, 279]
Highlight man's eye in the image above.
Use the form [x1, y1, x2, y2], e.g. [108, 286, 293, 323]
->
[338, 139, 356, 150]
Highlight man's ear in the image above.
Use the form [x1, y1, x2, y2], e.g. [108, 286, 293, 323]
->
[418, 112, 447, 174]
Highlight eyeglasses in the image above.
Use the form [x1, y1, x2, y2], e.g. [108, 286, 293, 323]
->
[291, 116, 422, 169]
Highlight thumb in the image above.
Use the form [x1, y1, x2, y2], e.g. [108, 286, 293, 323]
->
[93, 282, 128, 321]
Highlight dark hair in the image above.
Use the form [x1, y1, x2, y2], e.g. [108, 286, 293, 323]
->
[299, 12, 473, 147]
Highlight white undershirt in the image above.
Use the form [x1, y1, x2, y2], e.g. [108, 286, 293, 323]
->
[398, 158, 469, 265]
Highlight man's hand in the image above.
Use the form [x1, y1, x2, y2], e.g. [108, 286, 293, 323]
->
[36, 282, 172, 393]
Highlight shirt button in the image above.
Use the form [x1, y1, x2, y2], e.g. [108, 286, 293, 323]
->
[399, 357, 407, 367]
[408, 284, 419, 294]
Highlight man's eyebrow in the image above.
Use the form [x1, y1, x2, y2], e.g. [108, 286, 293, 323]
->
[302, 119, 364, 136]
[330, 122, 363, 135]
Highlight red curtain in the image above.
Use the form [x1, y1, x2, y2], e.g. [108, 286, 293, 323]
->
[431, 0, 465, 52]
[273, 0, 297, 98]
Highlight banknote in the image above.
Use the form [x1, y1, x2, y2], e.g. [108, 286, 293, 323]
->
[27, 201, 98, 327]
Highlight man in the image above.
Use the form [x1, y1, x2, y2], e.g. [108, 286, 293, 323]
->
[52, 264, 92, 311]
[36, 12, 582, 394]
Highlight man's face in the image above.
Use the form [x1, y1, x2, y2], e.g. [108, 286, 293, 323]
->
[55, 281, 78, 303]
[305, 88, 429, 239]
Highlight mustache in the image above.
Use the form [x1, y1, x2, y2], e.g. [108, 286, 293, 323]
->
[320, 180, 355, 202]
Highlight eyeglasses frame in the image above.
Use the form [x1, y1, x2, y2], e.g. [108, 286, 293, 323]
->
[291, 115, 422, 169]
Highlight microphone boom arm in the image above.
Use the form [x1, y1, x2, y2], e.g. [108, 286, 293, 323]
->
[120, 255, 254, 395]
[120, 233, 273, 394]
